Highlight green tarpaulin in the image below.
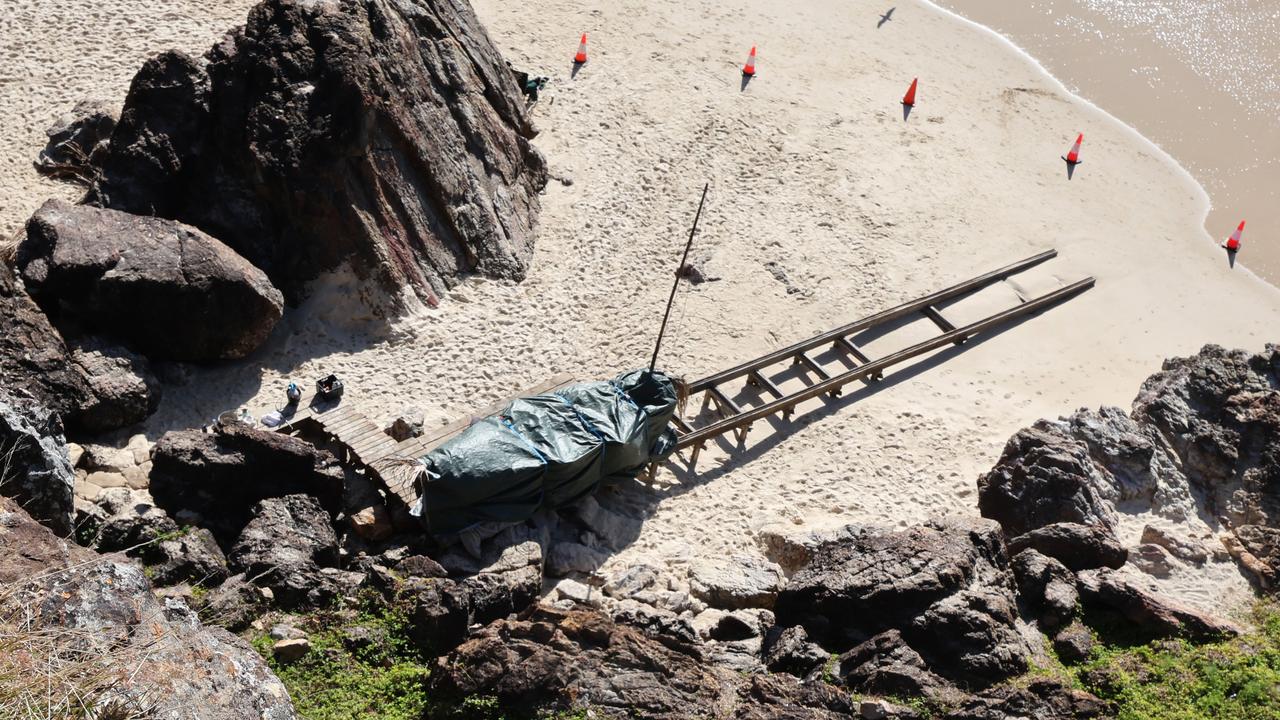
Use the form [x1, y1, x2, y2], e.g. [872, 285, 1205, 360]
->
[410, 369, 679, 536]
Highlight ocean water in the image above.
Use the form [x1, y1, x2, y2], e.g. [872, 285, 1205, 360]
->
[935, 0, 1280, 285]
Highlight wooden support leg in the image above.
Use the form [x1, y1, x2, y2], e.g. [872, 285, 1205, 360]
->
[689, 441, 705, 472]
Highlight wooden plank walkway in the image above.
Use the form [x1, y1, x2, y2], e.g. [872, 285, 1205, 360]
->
[275, 374, 575, 506]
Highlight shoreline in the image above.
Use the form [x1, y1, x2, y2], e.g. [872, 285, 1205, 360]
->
[931, 0, 1280, 289]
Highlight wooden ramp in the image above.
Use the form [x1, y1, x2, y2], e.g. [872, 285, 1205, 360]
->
[276, 374, 575, 506]
[668, 250, 1094, 466]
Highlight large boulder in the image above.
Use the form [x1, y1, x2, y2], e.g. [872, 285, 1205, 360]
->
[0, 392, 76, 535]
[89, 0, 548, 308]
[149, 422, 343, 542]
[775, 518, 1031, 687]
[983, 345, 1280, 588]
[227, 494, 342, 608]
[17, 200, 283, 361]
[977, 423, 1120, 538]
[1007, 522, 1127, 571]
[0, 496, 297, 718]
[0, 262, 92, 424]
[688, 554, 785, 610]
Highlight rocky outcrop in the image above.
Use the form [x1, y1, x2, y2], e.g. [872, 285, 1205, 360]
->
[18, 200, 283, 362]
[1132, 344, 1280, 528]
[68, 337, 161, 432]
[1078, 570, 1241, 642]
[981, 344, 1280, 590]
[946, 678, 1111, 720]
[0, 496, 297, 718]
[0, 392, 76, 535]
[774, 518, 1031, 687]
[429, 606, 851, 719]
[149, 422, 344, 542]
[90, 0, 548, 308]
[34, 99, 118, 182]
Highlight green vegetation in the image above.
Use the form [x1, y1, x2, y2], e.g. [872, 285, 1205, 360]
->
[1060, 602, 1280, 720]
[252, 593, 430, 720]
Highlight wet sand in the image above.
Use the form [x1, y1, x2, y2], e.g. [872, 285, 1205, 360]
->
[934, 0, 1280, 284]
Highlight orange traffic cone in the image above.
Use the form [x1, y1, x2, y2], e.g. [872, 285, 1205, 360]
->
[1223, 220, 1245, 252]
[1063, 133, 1083, 164]
[742, 46, 757, 77]
[574, 33, 588, 64]
[902, 77, 918, 106]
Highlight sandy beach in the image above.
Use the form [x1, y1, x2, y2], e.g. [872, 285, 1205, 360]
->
[935, 0, 1280, 285]
[4, 0, 1280, 616]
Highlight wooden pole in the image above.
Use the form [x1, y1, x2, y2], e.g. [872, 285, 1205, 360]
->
[649, 182, 710, 373]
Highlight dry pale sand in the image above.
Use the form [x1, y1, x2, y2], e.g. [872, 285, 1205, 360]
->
[4, 0, 1280, 615]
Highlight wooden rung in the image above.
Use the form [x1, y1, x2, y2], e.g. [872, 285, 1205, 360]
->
[923, 305, 958, 333]
[707, 387, 743, 418]
[796, 352, 841, 397]
[671, 415, 694, 433]
[837, 337, 871, 364]
[748, 371, 784, 399]
[795, 352, 830, 380]
[837, 338, 882, 380]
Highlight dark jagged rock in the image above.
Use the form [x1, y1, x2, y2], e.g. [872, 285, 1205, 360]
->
[0, 262, 93, 424]
[1077, 569, 1241, 643]
[837, 630, 960, 703]
[398, 576, 472, 654]
[0, 496, 296, 718]
[429, 606, 850, 719]
[17, 200, 283, 362]
[945, 678, 1110, 720]
[92, 486, 179, 553]
[227, 494, 341, 608]
[34, 99, 118, 182]
[149, 422, 343, 542]
[977, 423, 1120, 537]
[198, 572, 268, 631]
[1052, 621, 1095, 665]
[90, 0, 547, 308]
[147, 526, 230, 586]
[762, 625, 828, 677]
[731, 673, 855, 719]
[775, 518, 1030, 687]
[1007, 522, 1127, 572]
[0, 391, 75, 535]
[68, 337, 161, 432]
[1011, 549, 1078, 631]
